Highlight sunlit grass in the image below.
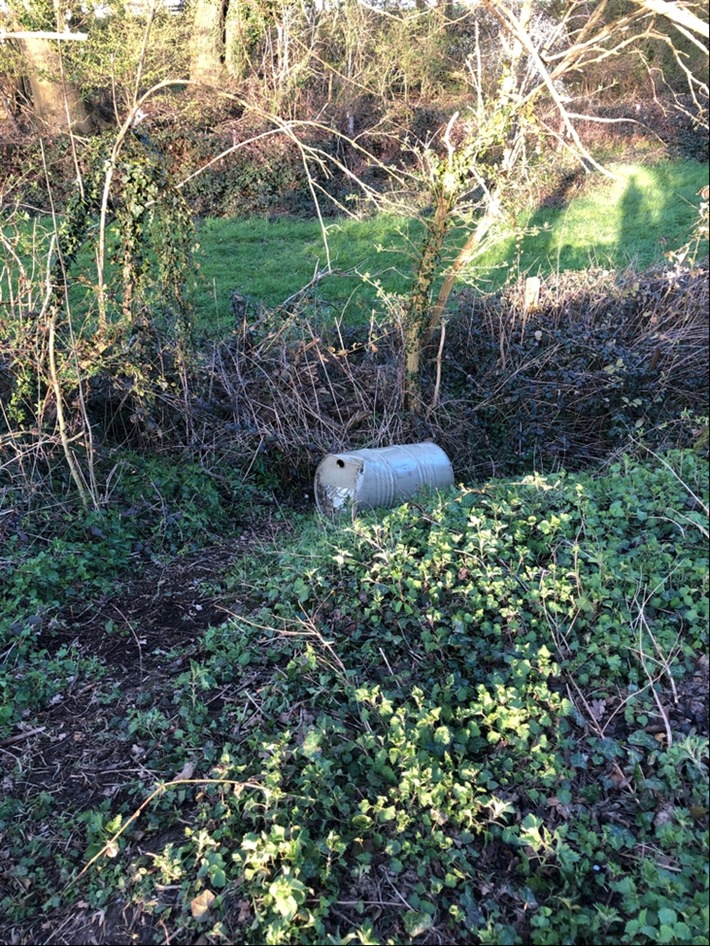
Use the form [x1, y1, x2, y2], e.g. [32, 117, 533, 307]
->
[483, 159, 709, 278]
[193, 212, 422, 331]
[194, 159, 708, 330]
[4, 159, 707, 334]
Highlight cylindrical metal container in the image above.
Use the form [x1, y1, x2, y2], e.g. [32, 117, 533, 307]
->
[314, 442, 454, 516]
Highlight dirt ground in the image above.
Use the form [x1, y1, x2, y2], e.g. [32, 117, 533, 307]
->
[2, 537, 263, 946]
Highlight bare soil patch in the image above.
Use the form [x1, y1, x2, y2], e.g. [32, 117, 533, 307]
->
[2, 525, 292, 945]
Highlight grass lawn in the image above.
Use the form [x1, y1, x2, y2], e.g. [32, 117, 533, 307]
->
[192, 159, 709, 333]
[192, 212, 420, 332]
[512, 160, 710, 273]
[3, 159, 706, 338]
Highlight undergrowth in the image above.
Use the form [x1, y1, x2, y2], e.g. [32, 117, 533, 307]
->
[199, 263, 709, 492]
[0, 125, 707, 946]
[3, 450, 706, 945]
[0, 454, 248, 734]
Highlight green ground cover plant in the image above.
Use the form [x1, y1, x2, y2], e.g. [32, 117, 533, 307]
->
[3, 449, 706, 944]
[0, 454, 247, 736]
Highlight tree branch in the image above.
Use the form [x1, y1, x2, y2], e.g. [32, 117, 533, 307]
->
[632, 0, 709, 40]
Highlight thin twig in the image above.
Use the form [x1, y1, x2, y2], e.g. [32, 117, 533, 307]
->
[64, 778, 266, 892]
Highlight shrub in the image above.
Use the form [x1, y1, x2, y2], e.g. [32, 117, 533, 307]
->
[442, 265, 709, 478]
[197, 264, 709, 493]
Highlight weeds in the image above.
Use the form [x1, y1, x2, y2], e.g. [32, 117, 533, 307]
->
[2, 450, 702, 944]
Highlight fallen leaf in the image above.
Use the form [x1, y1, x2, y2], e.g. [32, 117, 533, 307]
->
[174, 760, 195, 781]
[654, 805, 674, 829]
[191, 888, 216, 921]
[607, 764, 631, 788]
[236, 899, 251, 923]
[588, 699, 607, 721]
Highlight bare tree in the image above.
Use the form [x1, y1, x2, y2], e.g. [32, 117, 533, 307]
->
[401, 0, 708, 411]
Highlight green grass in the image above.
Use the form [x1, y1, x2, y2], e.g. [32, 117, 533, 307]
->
[193, 212, 421, 331]
[3, 159, 706, 337]
[192, 159, 708, 332]
[508, 160, 709, 275]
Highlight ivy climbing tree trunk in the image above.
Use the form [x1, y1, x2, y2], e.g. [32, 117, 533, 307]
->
[424, 0, 533, 350]
[225, 0, 254, 80]
[403, 153, 459, 414]
[403, 95, 519, 415]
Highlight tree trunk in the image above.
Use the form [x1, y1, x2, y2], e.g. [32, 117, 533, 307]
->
[190, 0, 227, 83]
[17, 36, 92, 134]
[404, 185, 456, 413]
[225, 0, 256, 80]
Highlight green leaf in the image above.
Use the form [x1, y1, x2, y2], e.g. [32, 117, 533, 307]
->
[211, 866, 227, 888]
[269, 876, 307, 921]
[403, 911, 434, 937]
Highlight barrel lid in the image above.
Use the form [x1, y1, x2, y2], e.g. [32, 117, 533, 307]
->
[314, 453, 365, 516]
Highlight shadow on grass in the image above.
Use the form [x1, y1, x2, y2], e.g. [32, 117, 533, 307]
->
[506, 161, 708, 281]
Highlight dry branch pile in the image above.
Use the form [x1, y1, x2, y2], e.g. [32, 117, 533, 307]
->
[4, 264, 705, 497]
[199, 313, 417, 488]
[443, 263, 709, 476]
[192, 264, 708, 488]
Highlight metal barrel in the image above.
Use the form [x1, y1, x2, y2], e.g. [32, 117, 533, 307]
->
[314, 442, 454, 516]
